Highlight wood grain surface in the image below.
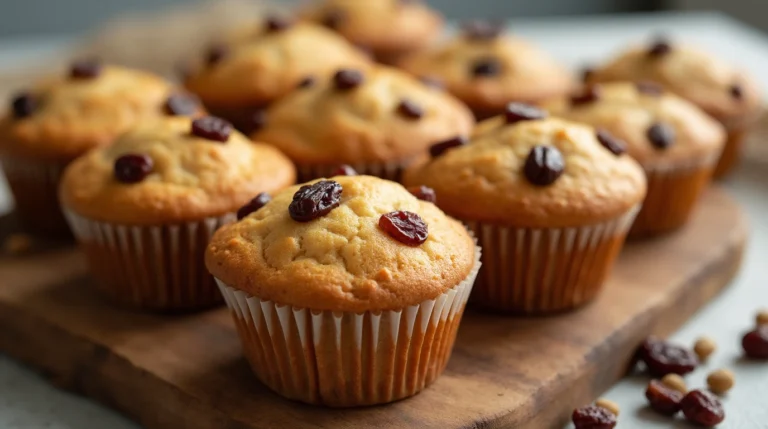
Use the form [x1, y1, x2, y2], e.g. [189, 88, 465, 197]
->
[0, 187, 747, 429]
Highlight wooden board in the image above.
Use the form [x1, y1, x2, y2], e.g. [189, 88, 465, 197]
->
[0, 187, 746, 429]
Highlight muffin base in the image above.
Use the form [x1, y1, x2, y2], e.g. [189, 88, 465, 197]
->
[295, 158, 420, 184]
[215, 246, 481, 407]
[0, 154, 70, 238]
[713, 126, 746, 179]
[465, 207, 639, 314]
[65, 210, 234, 312]
[630, 156, 717, 238]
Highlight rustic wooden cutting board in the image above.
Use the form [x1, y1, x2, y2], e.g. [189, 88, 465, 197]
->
[0, 187, 746, 429]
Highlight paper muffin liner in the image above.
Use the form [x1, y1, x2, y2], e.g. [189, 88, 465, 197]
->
[64, 209, 234, 311]
[713, 126, 747, 179]
[0, 154, 70, 237]
[631, 154, 718, 237]
[295, 158, 418, 184]
[216, 245, 481, 407]
[465, 206, 639, 314]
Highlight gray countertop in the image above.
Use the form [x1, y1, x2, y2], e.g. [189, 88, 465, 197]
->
[1, 11, 768, 429]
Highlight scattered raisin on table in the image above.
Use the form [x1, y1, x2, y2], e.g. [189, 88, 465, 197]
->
[645, 379, 683, 416]
[237, 193, 271, 220]
[289, 180, 343, 222]
[681, 389, 725, 426]
[639, 337, 699, 376]
[571, 405, 617, 429]
[742, 325, 768, 359]
[379, 211, 428, 246]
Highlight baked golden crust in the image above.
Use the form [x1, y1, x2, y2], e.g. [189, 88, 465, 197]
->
[205, 175, 476, 312]
[184, 22, 370, 108]
[253, 65, 475, 165]
[545, 82, 726, 165]
[0, 66, 184, 161]
[398, 34, 573, 113]
[588, 43, 762, 125]
[404, 117, 647, 228]
[59, 116, 296, 225]
[300, 0, 443, 56]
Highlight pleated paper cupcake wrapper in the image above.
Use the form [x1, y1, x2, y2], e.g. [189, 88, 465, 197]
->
[632, 154, 718, 237]
[0, 154, 70, 237]
[64, 209, 234, 311]
[465, 206, 640, 314]
[295, 158, 417, 184]
[216, 245, 481, 407]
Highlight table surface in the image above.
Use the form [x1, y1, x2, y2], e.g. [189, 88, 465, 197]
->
[1, 11, 768, 429]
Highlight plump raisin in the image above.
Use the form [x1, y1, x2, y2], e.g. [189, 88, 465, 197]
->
[730, 83, 744, 100]
[70, 59, 102, 79]
[397, 99, 424, 120]
[206, 45, 228, 66]
[191, 116, 233, 142]
[297, 76, 315, 89]
[333, 164, 357, 176]
[237, 193, 271, 220]
[471, 57, 501, 77]
[164, 94, 200, 116]
[647, 122, 675, 149]
[114, 154, 153, 184]
[742, 326, 768, 359]
[571, 405, 617, 429]
[596, 129, 626, 156]
[379, 211, 428, 246]
[681, 390, 725, 426]
[571, 85, 602, 105]
[265, 16, 291, 32]
[462, 20, 504, 40]
[648, 39, 672, 57]
[524, 145, 564, 186]
[645, 379, 683, 416]
[333, 69, 364, 90]
[430, 135, 467, 158]
[505, 102, 548, 124]
[407, 185, 436, 203]
[639, 337, 699, 376]
[11, 92, 37, 118]
[321, 9, 346, 29]
[289, 180, 342, 222]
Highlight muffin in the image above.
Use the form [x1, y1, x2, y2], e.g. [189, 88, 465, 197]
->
[547, 82, 725, 237]
[404, 104, 646, 314]
[300, 0, 444, 64]
[0, 61, 202, 237]
[60, 116, 295, 311]
[587, 38, 762, 178]
[206, 175, 480, 406]
[183, 20, 370, 134]
[398, 21, 574, 120]
[253, 65, 475, 182]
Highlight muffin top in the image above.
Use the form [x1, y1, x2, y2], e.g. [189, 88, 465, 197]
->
[587, 40, 762, 124]
[184, 21, 370, 108]
[60, 116, 296, 225]
[301, 0, 443, 55]
[546, 82, 726, 165]
[398, 23, 573, 114]
[404, 106, 647, 227]
[253, 65, 475, 165]
[206, 175, 477, 312]
[0, 62, 199, 161]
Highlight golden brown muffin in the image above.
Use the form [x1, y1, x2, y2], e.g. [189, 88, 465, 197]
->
[404, 106, 646, 313]
[183, 20, 370, 133]
[61, 115, 295, 311]
[587, 38, 762, 177]
[207, 175, 479, 406]
[300, 0, 444, 64]
[253, 65, 475, 182]
[399, 22, 574, 119]
[0, 61, 202, 237]
[547, 81, 725, 236]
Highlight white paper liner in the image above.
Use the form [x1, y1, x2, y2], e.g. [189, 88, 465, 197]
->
[64, 209, 235, 311]
[464, 206, 639, 314]
[216, 245, 481, 407]
[295, 158, 416, 184]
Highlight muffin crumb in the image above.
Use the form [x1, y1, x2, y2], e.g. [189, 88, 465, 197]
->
[661, 373, 688, 394]
[706, 369, 734, 395]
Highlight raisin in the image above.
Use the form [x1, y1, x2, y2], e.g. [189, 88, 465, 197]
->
[730, 83, 744, 101]
[648, 39, 672, 57]
[505, 102, 548, 124]
[571, 85, 602, 105]
[471, 57, 501, 78]
[333, 69, 364, 90]
[191, 116, 233, 142]
[265, 16, 291, 32]
[114, 154, 153, 184]
[742, 326, 768, 359]
[571, 405, 617, 429]
[647, 122, 675, 149]
[596, 129, 626, 156]
[397, 99, 424, 120]
[581, 67, 594, 83]
[379, 211, 428, 246]
[297, 76, 315, 89]
[333, 164, 357, 176]
[289, 180, 342, 222]
[524, 145, 564, 186]
[70, 59, 102, 79]
[681, 390, 725, 426]
[462, 20, 504, 41]
[645, 379, 683, 416]
[639, 337, 699, 376]
[430, 135, 467, 158]
[164, 94, 200, 116]
[11, 92, 37, 118]
[407, 185, 436, 203]
[206, 45, 228, 66]
[321, 9, 346, 30]
[636, 81, 664, 96]
[237, 193, 271, 220]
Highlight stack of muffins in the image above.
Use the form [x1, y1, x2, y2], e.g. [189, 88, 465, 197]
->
[0, 0, 761, 409]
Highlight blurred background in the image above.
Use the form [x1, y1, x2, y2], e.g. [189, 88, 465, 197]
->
[0, 0, 764, 37]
